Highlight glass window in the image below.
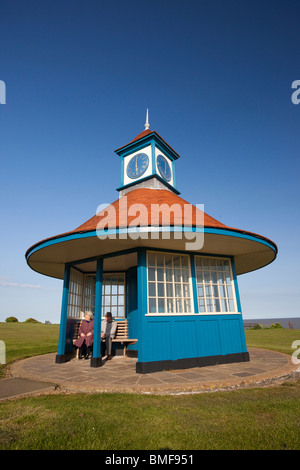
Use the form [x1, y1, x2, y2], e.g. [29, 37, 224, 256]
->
[67, 268, 84, 319]
[147, 251, 193, 314]
[194, 256, 237, 313]
[102, 273, 126, 318]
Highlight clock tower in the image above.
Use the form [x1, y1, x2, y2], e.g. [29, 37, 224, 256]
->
[115, 110, 180, 195]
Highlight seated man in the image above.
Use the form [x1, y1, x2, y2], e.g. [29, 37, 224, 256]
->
[101, 312, 117, 360]
[74, 311, 94, 359]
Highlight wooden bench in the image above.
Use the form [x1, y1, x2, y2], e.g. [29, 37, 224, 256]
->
[72, 319, 137, 358]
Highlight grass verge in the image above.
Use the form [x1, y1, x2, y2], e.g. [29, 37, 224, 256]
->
[0, 323, 299, 450]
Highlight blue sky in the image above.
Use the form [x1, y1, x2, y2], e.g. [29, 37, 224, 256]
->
[0, 0, 299, 323]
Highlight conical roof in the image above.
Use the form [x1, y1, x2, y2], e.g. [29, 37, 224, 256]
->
[26, 187, 277, 279]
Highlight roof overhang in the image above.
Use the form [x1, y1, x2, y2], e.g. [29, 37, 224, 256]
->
[26, 226, 277, 280]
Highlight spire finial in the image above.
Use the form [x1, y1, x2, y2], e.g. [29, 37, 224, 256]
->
[144, 108, 150, 130]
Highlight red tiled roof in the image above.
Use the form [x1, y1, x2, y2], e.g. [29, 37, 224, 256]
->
[74, 188, 227, 233]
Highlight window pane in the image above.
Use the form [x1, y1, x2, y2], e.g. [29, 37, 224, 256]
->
[148, 282, 156, 297]
[219, 285, 226, 297]
[165, 269, 172, 282]
[165, 254, 172, 267]
[183, 284, 190, 297]
[223, 260, 230, 271]
[228, 299, 235, 311]
[226, 285, 233, 298]
[211, 271, 217, 284]
[175, 298, 182, 313]
[174, 270, 181, 282]
[118, 285, 124, 295]
[166, 283, 173, 297]
[213, 298, 220, 312]
[148, 268, 155, 281]
[212, 284, 219, 297]
[216, 260, 223, 271]
[198, 285, 204, 297]
[148, 252, 156, 266]
[173, 255, 181, 267]
[157, 268, 164, 281]
[181, 256, 188, 267]
[184, 299, 191, 313]
[175, 284, 182, 297]
[112, 284, 117, 295]
[156, 254, 164, 267]
[205, 285, 212, 297]
[167, 298, 174, 313]
[158, 298, 164, 313]
[182, 269, 189, 282]
[157, 283, 164, 297]
[149, 298, 156, 313]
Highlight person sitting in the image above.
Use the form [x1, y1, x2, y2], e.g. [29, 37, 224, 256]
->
[74, 311, 94, 359]
[101, 312, 117, 360]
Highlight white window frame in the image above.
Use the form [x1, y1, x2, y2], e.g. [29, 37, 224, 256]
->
[67, 267, 84, 319]
[67, 270, 126, 319]
[146, 250, 195, 316]
[102, 272, 126, 319]
[194, 255, 238, 315]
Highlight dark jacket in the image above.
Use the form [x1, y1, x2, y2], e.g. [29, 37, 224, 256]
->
[74, 320, 94, 348]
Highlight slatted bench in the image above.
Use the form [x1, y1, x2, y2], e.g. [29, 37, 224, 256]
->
[72, 319, 137, 358]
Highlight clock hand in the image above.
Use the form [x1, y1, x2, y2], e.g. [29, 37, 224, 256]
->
[136, 155, 138, 173]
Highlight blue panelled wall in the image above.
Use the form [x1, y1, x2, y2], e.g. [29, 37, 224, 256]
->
[56, 247, 249, 372]
[134, 248, 248, 373]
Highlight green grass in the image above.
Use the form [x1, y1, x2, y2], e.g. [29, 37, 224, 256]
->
[0, 322, 59, 378]
[0, 323, 300, 450]
[1, 385, 300, 450]
[245, 327, 300, 355]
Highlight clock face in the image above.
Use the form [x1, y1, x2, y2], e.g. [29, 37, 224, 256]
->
[157, 154, 172, 182]
[126, 153, 149, 179]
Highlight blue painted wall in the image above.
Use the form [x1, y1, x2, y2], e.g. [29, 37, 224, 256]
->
[140, 314, 246, 363]
[132, 248, 248, 366]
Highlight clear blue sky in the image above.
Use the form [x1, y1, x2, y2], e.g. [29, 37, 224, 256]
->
[0, 0, 299, 323]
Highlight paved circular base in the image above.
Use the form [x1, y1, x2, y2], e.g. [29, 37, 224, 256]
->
[9, 348, 299, 395]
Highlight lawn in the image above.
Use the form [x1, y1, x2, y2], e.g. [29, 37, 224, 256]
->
[245, 327, 300, 356]
[0, 322, 59, 378]
[0, 323, 299, 450]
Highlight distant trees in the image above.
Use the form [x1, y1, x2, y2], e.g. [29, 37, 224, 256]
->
[5, 316, 18, 322]
[4, 317, 41, 323]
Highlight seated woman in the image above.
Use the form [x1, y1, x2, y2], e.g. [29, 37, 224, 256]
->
[74, 312, 94, 359]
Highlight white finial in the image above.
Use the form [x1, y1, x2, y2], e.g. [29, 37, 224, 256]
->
[144, 108, 150, 130]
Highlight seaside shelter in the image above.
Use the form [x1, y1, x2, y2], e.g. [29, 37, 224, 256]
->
[25, 116, 278, 373]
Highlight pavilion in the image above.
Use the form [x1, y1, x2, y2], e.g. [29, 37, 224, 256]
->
[25, 113, 277, 373]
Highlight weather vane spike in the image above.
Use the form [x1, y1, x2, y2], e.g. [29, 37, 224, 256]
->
[144, 108, 150, 130]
